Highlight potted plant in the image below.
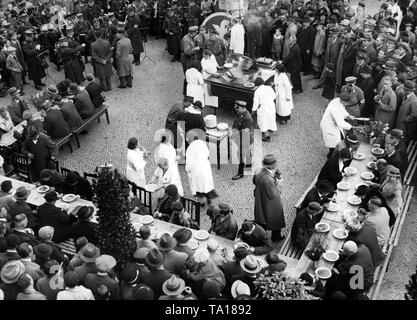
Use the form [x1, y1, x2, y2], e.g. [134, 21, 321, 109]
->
[304, 234, 327, 270]
[254, 271, 320, 300]
[362, 120, 389, 145]
[405, 266, 417, 300]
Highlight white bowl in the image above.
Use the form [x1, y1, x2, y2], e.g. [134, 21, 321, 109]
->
[361, 172, 374, 180]
[367, 161, 376, 170]
[343, 210, 358, 220]
[224, 63, 233, 68]
[144, 184, 159, 192]
[333, 229, 348, 240]
[323, 250, 340, 262]
[371, 147, 384, 156]
[37, 185, 50, 193]
[194, 230, 210, 241]
[62, 194, 77, 203]
[187, 239, 199, 250]
[216, 123, 228, 131]
[139, 215, 154, 225]
[347, 196, 361, 206]
[315, 222, 330, 233]
[337, 182, 350, 191]
[315, 267, 332, 280]
[344, 167, 358, 175]
[326, 202, 340, 212]
[353, 152, 366, 160]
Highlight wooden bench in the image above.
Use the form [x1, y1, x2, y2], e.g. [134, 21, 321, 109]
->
[368, 185, 414, 300]
[56, 239, 77, 257]
[181, 196, 201, 226]
[294, 176, 318, 210]
[129, 182, 153, 214]
[53, 133, 74, 154]
[404, 141, 417, 185]
[72, 105, 110, 149]
[278, 232, 304, 260]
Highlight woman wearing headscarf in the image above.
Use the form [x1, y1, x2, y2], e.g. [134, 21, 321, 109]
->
[126, 137, 147, 188]
[274, 63, 294, 125]
[154, 132, 183, 196]
[200, 49, 219, 110]
[251, 77, 277, 142]
[185, 61, 204, 107]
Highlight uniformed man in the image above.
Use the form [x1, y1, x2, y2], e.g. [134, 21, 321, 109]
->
[59, 25, 86, 84]
[45, 24, 61, 71]
[193, 25, 209, 61]
[85, 0, 101, 22]
[352, 49, 369, 83]
[163, 9, 182, 62]
[73, 13, 93, 64]
[204, 29, 226, 66]
[22, 29, 46, 90]
[231, 100, 254, 181]
[341, 76, 365, 118]
[180, 25, 199, 73]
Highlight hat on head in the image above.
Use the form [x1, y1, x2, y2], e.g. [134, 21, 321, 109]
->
[207, 239, 219, 252]
[0, 261, 25, 284]
[341, 240, 358, 256]
[79, 243, 100, 262]
[233, 247, 249, 261]
[404, 80, 416, 91]
[218, 203, 230, 215]
[187, 238, 199, 250]
[34, 243, 53, 260]
[77, 206, 94, 220]
[133, 247, 150, 263]
[262, 154, 277, 166]
[202, 279, 222, 298]
[95, 254, 117, 272]
[14, 186, 30, 200]
[1, 180, 12, 192]
[326, 62, 335, 71]
[22, 110, 32, 120]
[145, 248, 166, 268]
[38, 226, 54, 240]
[166, 184, 178, 197]
[121, 267, 140, 284]
[306, 202, 321, 215]
[235, 100, 247, 107]
[47, 84, 58, 95]
[189, 26, 198, 32]
[162, 275, 186, 296]
[383, 60, 397, 70]
[388, 166, 401, 178]
[183, 96, 194, 103]
[339, 148, 352, 160]
[43, 259, 59, 276]
[390, 129, 404, 139]
[241, 220, 253, 232]
[173, 228, 192, 244]
[8, 87, 20, 96]
[193, 100, 203, 109]
[157, 233, 177, 252]
[240, 255, 262, 275]
[133, 284, 154, 300]
[24, 29, 34, 35]
[76, 13, 83, 18]
[86, 73, 95, 82]
[347, 134, 359, 144]
[231, 280, 251, 298]
[405, 21, 413, 27]
[358, 1, 365, 7]
[44, 191, 58, 202]
[345, 76, 357, 83]
[68, 83, 79, 94]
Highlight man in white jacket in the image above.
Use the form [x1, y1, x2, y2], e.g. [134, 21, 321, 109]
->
[229, 18, 245, 56]
[320, 92, 356, 158]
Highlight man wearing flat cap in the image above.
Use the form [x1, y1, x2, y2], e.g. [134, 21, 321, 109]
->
[231, 100, 253, 180]
[253, 154, 286, 241]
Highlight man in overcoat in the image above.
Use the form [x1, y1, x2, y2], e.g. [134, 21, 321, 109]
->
[22, 29, 46, 90]
[253, 154, 285, 242]
[395, 80, 417, 142]
[116, 29, 134, 89]
[283, 35, 303, 94]
[91, 30, 113, 91]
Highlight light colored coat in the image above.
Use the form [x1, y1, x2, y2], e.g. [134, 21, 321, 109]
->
[312, 29, 326, 69]
[252, 84, 277, 132]
[185, 139, 215, 195]
[186, 67, 204, 106]
[126, 148, 147, 188]
[229, 23, 245, 55]
[362, 207, 390, 247]
[201, 55, 219, 107]
[375, 86, 397, 129]
[274, 72, 293, 117]
[379, 178, 403, 216]
[116, 36, 133, 77]
[154, 142, 183, 196]
[320, 98, 353, 148]
[395, 93, 417, 141]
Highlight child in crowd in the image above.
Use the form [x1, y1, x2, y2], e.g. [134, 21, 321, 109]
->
[271, 28, 283, 60]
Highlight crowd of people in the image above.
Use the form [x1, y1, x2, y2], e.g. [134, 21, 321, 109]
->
[0, 0, 417, 301]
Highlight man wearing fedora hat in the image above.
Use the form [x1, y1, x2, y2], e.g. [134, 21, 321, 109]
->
[85, 73, 105, 108]
[69, 206, 98, 245]
[253, 154, 286, 242]
[157, 232, 188, 276]
[142, 248, 173, 299]
[291, 202, 323, 250]
[68, 82, 95, 119]
[395, 80, 417, 142]
[299, 179, 335, 212]
[57, 271, 95, 300]
[115, 27, 134, 89]
[228, 254, 261, 298]
[236, 220, 273, 255]
[73, 243, 100, 285]
[0, 260, 26, 300]
[6, 86, 29, 125]
[43, 98, 71, 139]
[159, 275, 188, 300]
[85, 254, 121, 300]
[172, 228, 194, 256]
[386, 128, 407, 160]
[385, 142, 408, 178]
[7, 186, 37, 229]
[54, 95, 83, 131]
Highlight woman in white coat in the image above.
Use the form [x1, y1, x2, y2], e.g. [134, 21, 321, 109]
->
[185, 61, 205, 107]
[201, 49, 219, 110]
[252, 77, 277, 142]
[126, 137, 147, 188]
[320, 93, 354, 158]
[185, 130, 217, 206]
[274, 63, 294, 124]
[154, 132, 184, 196]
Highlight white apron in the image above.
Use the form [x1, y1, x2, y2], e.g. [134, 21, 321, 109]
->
[186, 68, 205, 106]
[201, 55, 219, 108]
[154, 142, 184, 196]
[252, 85, 278, 132]
[320, 98, 352, 148]
[274, 72, 294, 117]
[126, 148, 147, 187]
[185, 139, 215, 195]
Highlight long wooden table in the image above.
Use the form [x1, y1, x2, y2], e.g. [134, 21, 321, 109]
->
[130, 213, 299, 269]
[0, 175, 96, 215]
[0, 111, 43, 147]
[293, 142, 374, 276]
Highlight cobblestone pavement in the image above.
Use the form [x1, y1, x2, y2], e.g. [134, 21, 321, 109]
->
[0, 1, 414, 300]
